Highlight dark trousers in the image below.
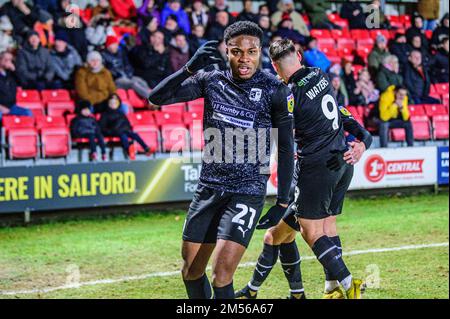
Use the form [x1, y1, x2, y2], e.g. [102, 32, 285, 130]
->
[379, 119, 414, 148]
[80, 132, 106, 155]
[119, 131, 148, 151]
[412, 96, 441, 105]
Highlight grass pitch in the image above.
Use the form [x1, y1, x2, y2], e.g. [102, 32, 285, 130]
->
[0, 193, 448, 299]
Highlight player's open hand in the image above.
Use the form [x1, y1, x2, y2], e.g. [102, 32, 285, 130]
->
[185, 40, 222, 73]
[256, 204, 288, 230]
[344, 141, 366, 165]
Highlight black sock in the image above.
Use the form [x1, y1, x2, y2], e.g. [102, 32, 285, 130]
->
[213, 281, 234, 299]
[280, 240, 304, 293]
[312, 235, 350, 282]
[323, 236, 342, 281]
[248, 243, 280, 291]
[183, 274, 212, 299]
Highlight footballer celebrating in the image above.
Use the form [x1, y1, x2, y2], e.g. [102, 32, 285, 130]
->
[236, 62, 372, 299]
[239, 39, 370, 299]
[148, 22, 295, 299]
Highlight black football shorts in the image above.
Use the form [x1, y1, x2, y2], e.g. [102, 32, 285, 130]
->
[294, 154, 354, 220]
[182, 185, 266, 248]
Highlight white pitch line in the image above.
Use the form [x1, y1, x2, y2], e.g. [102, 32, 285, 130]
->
[1, 242, 448, 296]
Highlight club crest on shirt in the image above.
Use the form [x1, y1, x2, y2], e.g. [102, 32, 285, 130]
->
[339, 106, 352, 117]
[287, 93, 295, 113]
[249, 88, 262, 102]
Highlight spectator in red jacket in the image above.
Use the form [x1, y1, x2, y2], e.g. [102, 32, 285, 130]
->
[110, 0, 136, 20]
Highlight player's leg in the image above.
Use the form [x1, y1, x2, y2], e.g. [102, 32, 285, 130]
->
[211, 239, 247, 298]
[322, 216, 343, 298]
[181, 185, 227, 299]
[279, 230, 305, 299]
[181, 241, 215, 299]
[235, 220, 296, 299]
[213, 193, 266, 299]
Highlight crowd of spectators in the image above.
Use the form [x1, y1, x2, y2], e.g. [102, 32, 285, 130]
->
[0, 0, 449, 156]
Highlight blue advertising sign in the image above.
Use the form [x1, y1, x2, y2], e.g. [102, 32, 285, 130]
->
[437, 146, 449, 185]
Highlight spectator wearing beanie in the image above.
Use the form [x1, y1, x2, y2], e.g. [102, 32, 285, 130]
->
[303, 37, 331, 72]
[15, 30, 55, 90]
[50, 30, 82, 89]
[75, 50, 116, 113]
[271, 0, 310, 37]
[161, 0, 191, 35]
[101, 35, 151, 99]
[275, 12, 308, 46]
[368, 34, 390, 76]
[110, 0, 137, 20]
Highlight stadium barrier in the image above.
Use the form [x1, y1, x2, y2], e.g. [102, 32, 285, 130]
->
[0, 146, 448, 214]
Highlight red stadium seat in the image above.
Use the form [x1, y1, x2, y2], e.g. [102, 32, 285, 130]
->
[429, 84, 441, 99]
[337, 38, 355, 51]
[410, 115, 431, 140]
[153, 111, 183, 126]
[390, 21, 404, 29]
[351, 29, 370, 39]
[41, 127, 71, 157]
[390, 128, 406, 142]
[116, 89, 129, 103]
[321, 46, 338, 57]
[357, 38, 374, 50]
[424, 104, 447, 117]
[133, 124, 160, 153]
[434, 83, 449, 95]
[317, 38, 336, 51]
[41, 89, 71, 103]
[310, 29, 332, 38]
[328, 55, 342, 64]
[128, 111, 155, 127]
[8, 128, 38, 159]
[330, 28, 351, 40]
[161, 102, 186, 113]
[187, 98, 204, 112]
[333, 19, 349, 29]
[2, 115, 34, 133]
[127, 89, 147, 108]
[19, 101, 45, 116]
[16, 89, 40, 103]
[408, 104, 426, 116]
[327, 13, 341, 22]
[432, 115, 449, 140]
[184, 111, 203, 126]
[356, 47, 371, 63]
[35, 115, 66, 130]
[47, 101, 75, 116]
[161, 124, 189, 152]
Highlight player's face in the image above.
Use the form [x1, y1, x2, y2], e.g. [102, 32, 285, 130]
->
[227, 35, 261, 80]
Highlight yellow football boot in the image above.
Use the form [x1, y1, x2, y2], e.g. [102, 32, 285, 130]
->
[322, 287, 345, 299]
[345, 279, 364, 299]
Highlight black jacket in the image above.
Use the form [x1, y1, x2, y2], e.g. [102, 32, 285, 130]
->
[206, 23, 227, 41]
[99, 108, 132, 136]
[406, 26, 429, 49]
[431, 49, 449, 83]
[403, 62, 431, 101]
[0, 2, 40, 41]
[101, 48, 134, 79]
[340, 3, 366, 29]
[70, 115, 101, 137]
[431, 14, 449, 49]
[0, 71, 18, 109]
[389, 42, 409, 69]
[131, 44, 172, 88]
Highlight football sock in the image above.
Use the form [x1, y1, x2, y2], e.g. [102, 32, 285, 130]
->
[312, 235, 351, 287]
[324, 236, 342, 292]
[183, 273, 212, 299]
[340, 274, 353, 291]
[279, 240, 304, 293]
[213, 281, 234, 299]
[248, 243, 280, 291]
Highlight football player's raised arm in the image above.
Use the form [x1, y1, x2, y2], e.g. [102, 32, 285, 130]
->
[340, 106, 373, 150]
[147, 68, 203, 106]
[271, 84, 295, 205]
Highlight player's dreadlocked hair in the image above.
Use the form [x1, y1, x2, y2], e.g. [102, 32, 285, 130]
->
[223, 21, 263, 45]
[269, 39, 303, 62]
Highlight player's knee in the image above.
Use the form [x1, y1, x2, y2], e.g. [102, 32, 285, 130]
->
[181, 261, 204, 281]
[284, 231, 296, 243]
[211, 268, 233, 287]
[300, 228, 323, 246]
